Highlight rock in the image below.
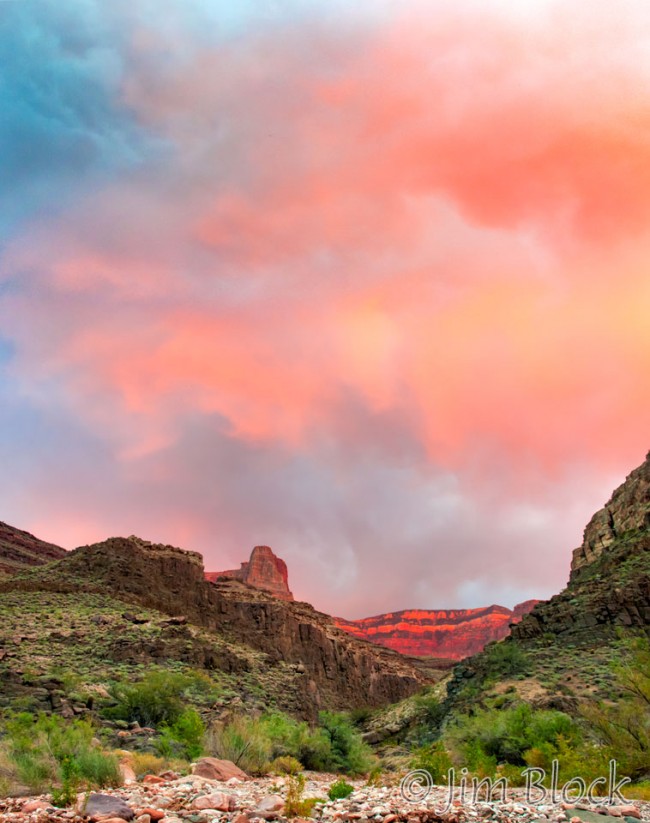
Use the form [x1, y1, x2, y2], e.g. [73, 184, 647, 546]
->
[22, 799, 52, 812]
[192, 793, 236, 811]
[137, 816, 151, 823]
[233, 815, 250, 823]
[120, 763, 137, 785]
[84, 793, 135, 821]
[138, 808, 166, 821]
[191, 758, 250, 782]
[143, 775, 167, 785]
[206, 546, 294, 601]
[611, 808, 640, 820]
[254, 794, 285, 818]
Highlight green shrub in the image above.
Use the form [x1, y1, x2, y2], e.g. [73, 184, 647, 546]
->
[0, 713, 120, 800]
[156, 708, 205, 760]
[269, 755, 303, 775]
[328, 778, 355, 800]
[444, 703, 579, 771]
[105, 671, 192, 727]
[482, 641, 527, 677]
[319, 712, 375, 775]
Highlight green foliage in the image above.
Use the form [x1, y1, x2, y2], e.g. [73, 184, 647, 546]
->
[482, 640, 528, 677]
[106, 670, 198, 727]
[0, 713, 120, 800]
[284, 773, 320, 818]
[580, 634, 650, 780]
[328, 778, 355, 800]
[206, 710, 374, 776]
[269, 755, 303, 775]
[444, 703, 579, 771]
[205, 715, 273, 774]
[319, 711, 376, 775]
[157, 709, 205, 760]
[410, 741, 453, 784]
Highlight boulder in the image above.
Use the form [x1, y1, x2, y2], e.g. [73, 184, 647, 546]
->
[83, 792, 135, 821]
[191, 757, 249, 781]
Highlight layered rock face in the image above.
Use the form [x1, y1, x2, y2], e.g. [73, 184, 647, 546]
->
[1, 534, 425, 716]
[513, 450, 650, 641]
[206, 546, 293, 600]
[336, 601, 538, 660]
[0, 521, 66, 575]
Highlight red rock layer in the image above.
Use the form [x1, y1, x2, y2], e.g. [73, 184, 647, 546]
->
[335, 601, 539, 660]
[206, 545, 294, 601]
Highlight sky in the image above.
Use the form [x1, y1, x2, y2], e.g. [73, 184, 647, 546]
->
[1, 0, 649, 619]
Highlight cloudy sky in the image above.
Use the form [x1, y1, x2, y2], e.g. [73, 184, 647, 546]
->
[1, 0, 648, 618]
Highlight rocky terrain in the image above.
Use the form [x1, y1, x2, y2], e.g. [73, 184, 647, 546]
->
[335, 602, 539, 660]
[0, 535, 427, 718]
[0, 522, 66, 575]
[206, 546, 293, 601]
[1, 766, 647, 823]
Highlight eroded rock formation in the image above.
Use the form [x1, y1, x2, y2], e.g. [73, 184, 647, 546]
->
[206, 545, 293, 600]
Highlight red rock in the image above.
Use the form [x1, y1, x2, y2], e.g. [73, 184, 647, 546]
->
[613, 806, 640, 819]
[22, 800, 52, 812]
[233, 815, 250, 823]
[191, 757, 250, 781]
[206, 546, 293, 601]
[138, 808, 165, 820]
[192, 792, 236, 811]
[335, 601, 539, 659]
[254, 794, 285, 818]
[142, 775, 166, 785]
[120, 763, 137, 784]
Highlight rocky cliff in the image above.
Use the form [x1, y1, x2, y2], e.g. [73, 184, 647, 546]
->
[336, 602, 538, 660]
[206, 545, 293, 600]
[1, 535, 425, 716]
[512, 450, 650, 641]
[0, 521, 66, 575]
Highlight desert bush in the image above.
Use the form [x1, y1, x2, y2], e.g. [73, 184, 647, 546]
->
[205, 715, 273, 774]
[410, 741, 453, 784]
[130, 752, 167, 777]
[269, 755, 303, 775]
[284, 773, 321, 818]
[0, 714, 120, 800]
[328, 778, 355, 800]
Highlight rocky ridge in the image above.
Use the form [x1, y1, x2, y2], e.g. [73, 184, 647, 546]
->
[0, 521, 66, 575]
[0, 535, 426, 716]
[336, 602, 539, 660]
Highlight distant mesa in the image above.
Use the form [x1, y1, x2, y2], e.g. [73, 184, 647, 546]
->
[335, 601, 539, 660]
[206, 545, 294, 601]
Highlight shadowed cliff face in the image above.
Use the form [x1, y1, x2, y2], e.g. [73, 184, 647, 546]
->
[206, 545, 293, 600]
[1, 535, 426, 716]
[0, 521, 66, 575]
[335, 602, 538, 659]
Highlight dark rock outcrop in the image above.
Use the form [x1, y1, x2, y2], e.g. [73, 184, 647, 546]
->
[336, 601, 539, 660]
[0, 521, 66, 575]
[206, 545, 293, 601]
